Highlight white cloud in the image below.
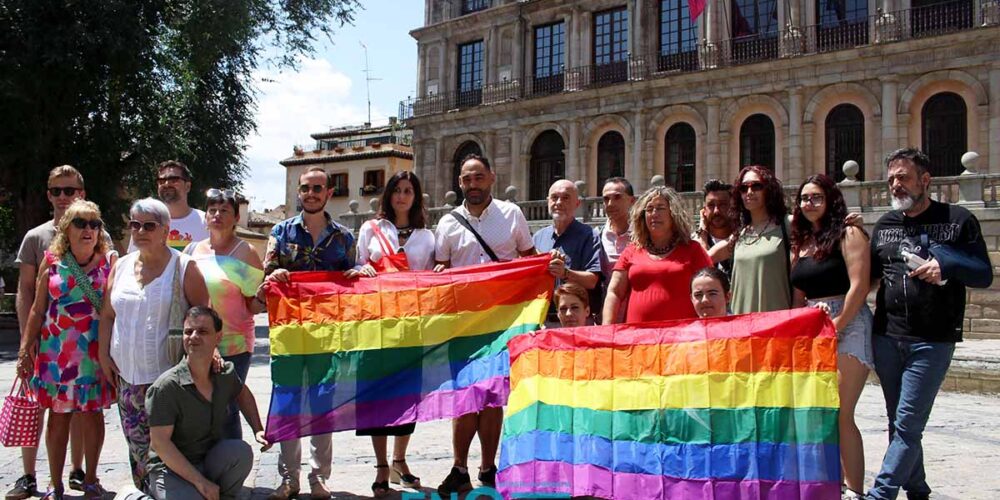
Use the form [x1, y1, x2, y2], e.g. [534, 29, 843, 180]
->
[242, 57, 370, 211]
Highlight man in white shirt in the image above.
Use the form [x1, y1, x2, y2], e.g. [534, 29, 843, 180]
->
[128, 160, 208, 252]
[598, 177, 635, 280]
[434, 154, 535, 495]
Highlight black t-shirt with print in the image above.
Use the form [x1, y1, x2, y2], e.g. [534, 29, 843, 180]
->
[871, 200, 988, 342]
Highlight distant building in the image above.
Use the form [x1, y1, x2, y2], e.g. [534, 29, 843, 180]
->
[402, 0, 1000, 202]
[280, 118, 414, 215]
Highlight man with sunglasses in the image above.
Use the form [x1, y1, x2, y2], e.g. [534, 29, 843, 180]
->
[258, 166, 356, 500]
[10, 165, 112, 499]
[128, 160, 208, 252]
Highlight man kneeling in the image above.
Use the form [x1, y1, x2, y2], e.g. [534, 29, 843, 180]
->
[145, 306, 270, 499]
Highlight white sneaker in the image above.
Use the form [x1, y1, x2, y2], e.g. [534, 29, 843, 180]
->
[842, 489, 865, 500]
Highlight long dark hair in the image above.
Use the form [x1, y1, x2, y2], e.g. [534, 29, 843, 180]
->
[730, 165, 788, 230]
[791, 174, 847, 260]
[379, 171, 426, 229]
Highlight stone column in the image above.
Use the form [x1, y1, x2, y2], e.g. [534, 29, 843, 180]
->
[487, 26, 499, 84]
[706, 98, 722, 181]
[437, 40, 448, 94]
[568, 120, 582, 182]
[990, 65, 1000, 173]
[569, 7, 581, 69]
[513, 17, 525, 80]
[511, 128, 524, 191]
[434, 136, 446, 203]
[416, 44, 427, 97]
[788, 88, 804, 183]
[880, 76, 899, 179]
[632, 110, 645, 189]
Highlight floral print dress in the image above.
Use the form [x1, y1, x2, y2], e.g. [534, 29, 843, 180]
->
[30, 252, 116, 412]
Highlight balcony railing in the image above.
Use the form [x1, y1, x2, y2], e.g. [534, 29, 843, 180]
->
[400, 0, 996, 121]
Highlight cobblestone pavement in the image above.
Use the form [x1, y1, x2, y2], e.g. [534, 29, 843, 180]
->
[1, 337, 999, 499]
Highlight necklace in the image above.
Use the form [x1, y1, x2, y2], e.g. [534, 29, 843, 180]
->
[646, 239, 676, 256]
[741, 220, 772, 245]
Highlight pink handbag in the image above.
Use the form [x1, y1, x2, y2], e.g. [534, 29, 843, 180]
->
[0, 377, 41, 448]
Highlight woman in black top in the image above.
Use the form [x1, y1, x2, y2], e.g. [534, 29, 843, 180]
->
[789, 174, 872, 499]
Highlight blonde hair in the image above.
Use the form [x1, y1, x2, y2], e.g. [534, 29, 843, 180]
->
[47, 165, 84, 188]
[49, 200, 108, 257]
[629, 186, 693, 249]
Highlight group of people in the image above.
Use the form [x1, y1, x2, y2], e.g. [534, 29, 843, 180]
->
[9, 146, 992, 500]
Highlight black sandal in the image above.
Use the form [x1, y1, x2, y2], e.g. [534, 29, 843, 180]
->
[390, 459, 421, 489]
[372, 464, 391, 497]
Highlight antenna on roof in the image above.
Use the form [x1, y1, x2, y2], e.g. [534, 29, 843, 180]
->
[359, 41, 382, 127]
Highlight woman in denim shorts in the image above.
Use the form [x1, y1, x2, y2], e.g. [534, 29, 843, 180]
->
[789, 174, 873, 500]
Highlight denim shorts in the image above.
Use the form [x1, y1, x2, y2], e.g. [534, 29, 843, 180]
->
[807, 296, 874, 369]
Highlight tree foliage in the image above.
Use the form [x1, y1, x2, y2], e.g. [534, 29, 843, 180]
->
[0, 0, 358, 241]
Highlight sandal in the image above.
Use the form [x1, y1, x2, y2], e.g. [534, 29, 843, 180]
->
[82, 481, 109, 499]
[391, 459, 421, 489]
[372, 464, 391, 498]
[41, 483, 64, 500]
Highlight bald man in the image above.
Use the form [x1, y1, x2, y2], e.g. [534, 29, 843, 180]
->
[532, 180, 603, 325]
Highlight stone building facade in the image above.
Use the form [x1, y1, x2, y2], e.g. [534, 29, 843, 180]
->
[403, 0, 1000, 202]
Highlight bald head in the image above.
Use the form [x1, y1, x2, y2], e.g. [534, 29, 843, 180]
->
[549, 179, 578, 198]
[547, 179, 580, 229]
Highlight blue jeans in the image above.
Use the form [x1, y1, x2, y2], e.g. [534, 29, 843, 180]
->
[222, 352, 253, 440]
[867, 335, 955, 500]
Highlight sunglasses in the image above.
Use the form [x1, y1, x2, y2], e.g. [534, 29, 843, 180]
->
[156, 175, 188, 185]
[48, 187, 80, 197]
[128, 220, 162, 232]
[738, 181, 765, 193]
[298, 184, 326, 194]
[70, 218, 103, 230]
[206, 188, 236, 200]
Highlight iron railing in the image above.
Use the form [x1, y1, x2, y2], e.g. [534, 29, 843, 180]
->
[400, 0, 993, 121]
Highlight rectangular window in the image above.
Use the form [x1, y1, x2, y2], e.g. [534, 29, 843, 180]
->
[659, 0, 698, 71]
[456, 40, 484, 107]
[362, 170, 385, 195]
[331, 173, 348, 197]
[531, 22, 566, 96]
[462, 0, 491, 15]
[593, 7, 629, 65]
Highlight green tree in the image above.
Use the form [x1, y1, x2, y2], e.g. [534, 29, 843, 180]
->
[0, 0, 358, 241]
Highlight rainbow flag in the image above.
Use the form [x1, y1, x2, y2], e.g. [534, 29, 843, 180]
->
[263, 255, 553, 442]
[498, 308, 841, 499]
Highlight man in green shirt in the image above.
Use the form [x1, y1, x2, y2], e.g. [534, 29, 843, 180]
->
[145, 306, 270, 500]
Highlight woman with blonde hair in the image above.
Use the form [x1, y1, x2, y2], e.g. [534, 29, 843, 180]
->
[17, 200, 117, 498]
[602, 186, 712, 324]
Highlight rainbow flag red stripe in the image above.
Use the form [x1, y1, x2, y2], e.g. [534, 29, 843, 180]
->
[263, 255, 553, 442]
[498, 308, 841, 499]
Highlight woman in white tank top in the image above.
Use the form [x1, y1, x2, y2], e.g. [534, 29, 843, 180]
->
[98, 198, 208, 489]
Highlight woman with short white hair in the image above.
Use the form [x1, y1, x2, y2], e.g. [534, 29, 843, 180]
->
[98, 198, 209, 490]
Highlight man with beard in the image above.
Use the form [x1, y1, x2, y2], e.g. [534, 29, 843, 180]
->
[129, 161, 208, 252]
[598, 177, 636, 280]
[533, 179, 602, 325]
[694, 179, 735, 277]
[866, 148, 992, 500]
[434, 154, 535, 495]
[259, 166, 356, 500]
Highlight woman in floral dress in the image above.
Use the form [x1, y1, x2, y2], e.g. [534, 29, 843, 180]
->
[17, 200, 117, 499]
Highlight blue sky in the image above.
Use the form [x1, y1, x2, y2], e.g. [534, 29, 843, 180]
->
[243, 0, 423, 211]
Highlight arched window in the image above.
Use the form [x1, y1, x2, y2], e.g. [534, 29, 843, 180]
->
[665, 123, 696, 192]
[825, 104, 865, 181]
[529, 131, 566, 200]
[596, 131, 626, 187]
[453, 141, 482, 204]
[922, 92, 967, 176]
[739, 114, 775, 170]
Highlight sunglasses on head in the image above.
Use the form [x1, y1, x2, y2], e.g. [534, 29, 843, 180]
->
[48, 187, 80, 197]
[206, 188, 237, 200]
[738, 181, 766, 193]
[128, 220, 162, 232]
[298, 184, 325, 194]
[70, 218, 103, 230]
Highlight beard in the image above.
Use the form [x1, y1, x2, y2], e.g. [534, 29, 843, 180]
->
[159, 188, 179, 203]
[464, 189, 486, 205]
[891, 188, 924, 212]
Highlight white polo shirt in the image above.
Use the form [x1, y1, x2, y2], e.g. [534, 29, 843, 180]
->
[435, 198, 534, 268]
[599, 221, 632, 280]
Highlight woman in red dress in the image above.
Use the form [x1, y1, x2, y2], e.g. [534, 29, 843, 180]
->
[602, 186, 712, 324]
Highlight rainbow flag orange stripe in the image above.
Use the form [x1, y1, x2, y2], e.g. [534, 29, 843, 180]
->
[498, 308, 841, 499]
[263, 256, 553, 442]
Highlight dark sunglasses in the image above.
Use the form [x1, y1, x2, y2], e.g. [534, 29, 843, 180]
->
[128, 220, 162, 232]
[206, 188, 237, 200]
[48, 187, 80, 197]
[156, 175, 188, 185]
[298, 184, 325, 194]
[70, 218, 103, 230]
[738, 181, 766, 193]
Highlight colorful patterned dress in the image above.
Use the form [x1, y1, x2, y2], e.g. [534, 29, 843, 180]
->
[30, 252, 116, 412]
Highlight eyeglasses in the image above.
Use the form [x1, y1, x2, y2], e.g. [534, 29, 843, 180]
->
[70, 218, 103, 230]
[48, 187, 80, 197]
[206, 188, 237, 200]
[298, 184, 326, 194]
[799, 194, 826, 206]
[156, 175, 187, 185]
[644, 205, 670, 214]
[128, 220, 162, 232]
[738, 182, 765, 193]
